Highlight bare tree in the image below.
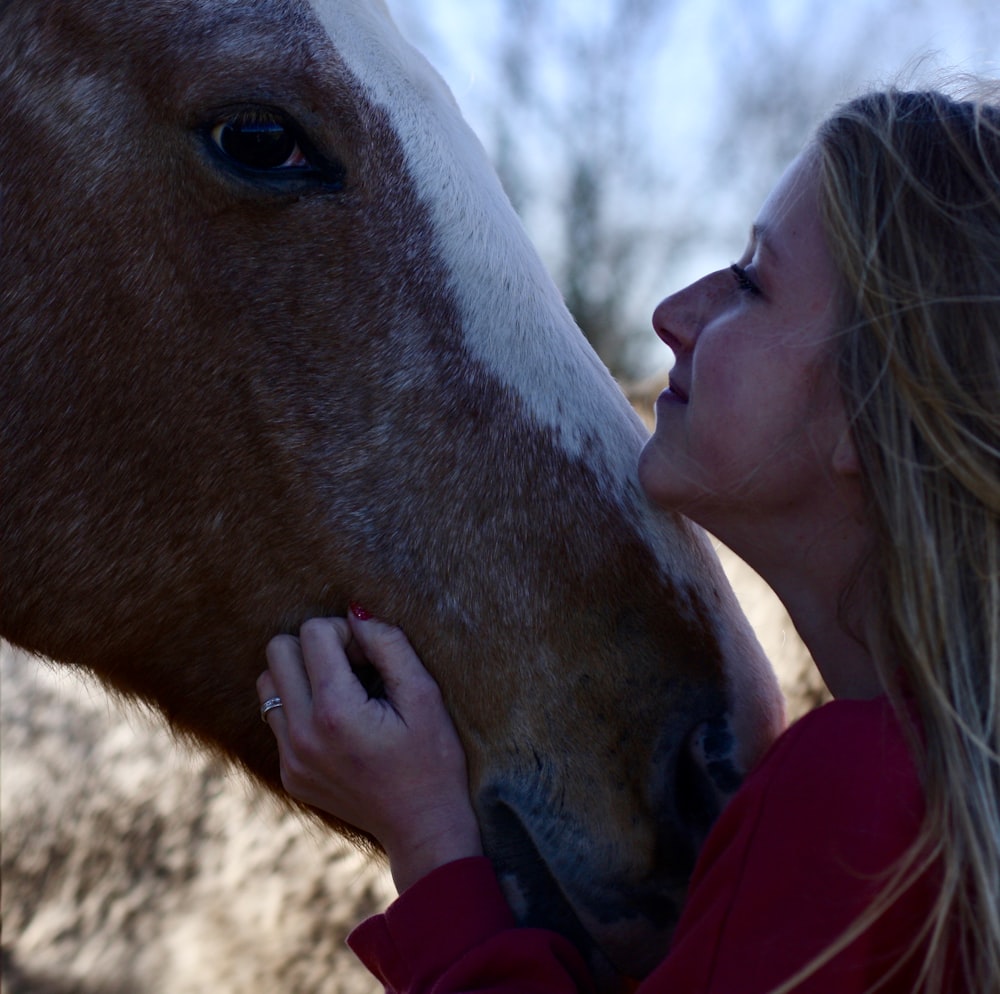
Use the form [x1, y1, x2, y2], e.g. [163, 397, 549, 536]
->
[483, 0, 684, 375]
[390, 0, 1000, 377]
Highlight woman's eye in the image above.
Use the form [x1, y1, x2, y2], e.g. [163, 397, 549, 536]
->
[210, 113, 308, 171]
[730, 263, 762, 297]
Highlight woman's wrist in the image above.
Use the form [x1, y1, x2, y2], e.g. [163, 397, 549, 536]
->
[384, 802, 484, 893]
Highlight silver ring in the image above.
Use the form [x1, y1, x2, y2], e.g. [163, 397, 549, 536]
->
[260, 697, 284, 722]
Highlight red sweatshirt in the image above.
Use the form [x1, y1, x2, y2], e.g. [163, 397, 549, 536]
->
[349, 697, 942, 993]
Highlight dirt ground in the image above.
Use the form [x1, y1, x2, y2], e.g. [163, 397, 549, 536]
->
[1, 546, 826, 994]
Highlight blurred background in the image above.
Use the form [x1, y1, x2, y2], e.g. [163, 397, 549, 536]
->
[389, 0, 1000, 378]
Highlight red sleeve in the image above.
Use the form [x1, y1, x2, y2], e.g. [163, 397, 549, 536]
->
[348, 857, 596, 994]
[646, 698, 930, 994]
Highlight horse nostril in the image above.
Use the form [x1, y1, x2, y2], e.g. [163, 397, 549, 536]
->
[690, 714, 744, 798]
[672, 714, 745, 853]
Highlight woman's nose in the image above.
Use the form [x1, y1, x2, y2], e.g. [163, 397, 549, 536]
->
[652, 295, 684, 355]
[652, 283, 700, 355]
[652, 270, 725, 355]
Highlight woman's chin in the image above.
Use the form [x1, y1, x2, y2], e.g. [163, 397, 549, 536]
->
[637, 436, 688, 508]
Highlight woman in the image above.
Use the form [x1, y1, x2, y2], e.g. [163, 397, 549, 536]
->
[258, 82, 1000, 992]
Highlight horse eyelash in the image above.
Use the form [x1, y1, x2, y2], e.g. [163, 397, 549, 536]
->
[730, 263, 762, 297]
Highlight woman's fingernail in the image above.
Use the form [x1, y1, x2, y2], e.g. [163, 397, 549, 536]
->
[349, 601, 372, 621]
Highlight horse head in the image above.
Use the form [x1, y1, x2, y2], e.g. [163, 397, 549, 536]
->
[0, 0, 784, 981]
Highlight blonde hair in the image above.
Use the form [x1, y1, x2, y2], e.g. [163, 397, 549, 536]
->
[804, 80, 1000, 991]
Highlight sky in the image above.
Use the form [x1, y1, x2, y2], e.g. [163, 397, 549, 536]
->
[389, 0, 999, 145]
[384, 0, 999, 372]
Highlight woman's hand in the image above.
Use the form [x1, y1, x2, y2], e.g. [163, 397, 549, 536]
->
[257, 608, 483, 893]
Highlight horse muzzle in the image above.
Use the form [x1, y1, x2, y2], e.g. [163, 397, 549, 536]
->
[475, 709, 746, 988]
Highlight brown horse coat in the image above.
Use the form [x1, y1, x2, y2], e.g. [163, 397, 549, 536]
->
[0, 0, 783, 979]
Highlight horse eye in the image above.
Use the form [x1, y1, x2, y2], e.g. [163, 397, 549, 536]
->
[210, 113, 306, 171]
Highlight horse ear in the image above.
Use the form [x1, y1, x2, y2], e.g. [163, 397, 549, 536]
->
[832, 428, 860, 476]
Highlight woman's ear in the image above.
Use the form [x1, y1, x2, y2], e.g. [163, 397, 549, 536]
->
[832, 428, 860, 476]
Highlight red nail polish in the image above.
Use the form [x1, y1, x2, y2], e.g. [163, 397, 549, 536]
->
[349, 601, 372, 621]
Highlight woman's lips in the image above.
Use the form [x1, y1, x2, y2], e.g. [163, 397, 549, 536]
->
[666, 376, 689, 403]
[655, 383, 688, 414]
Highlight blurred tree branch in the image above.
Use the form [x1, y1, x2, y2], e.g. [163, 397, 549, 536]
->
[390, 0, 1000, 378]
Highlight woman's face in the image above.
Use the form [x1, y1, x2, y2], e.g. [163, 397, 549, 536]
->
[638, 149, 851, 536]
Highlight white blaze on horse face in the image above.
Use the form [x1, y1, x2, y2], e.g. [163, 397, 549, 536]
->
[302, 5, 781, 765]
[308, 0, 647, 494]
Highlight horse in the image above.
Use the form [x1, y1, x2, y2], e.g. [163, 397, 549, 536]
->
[0, 0, 784, 982]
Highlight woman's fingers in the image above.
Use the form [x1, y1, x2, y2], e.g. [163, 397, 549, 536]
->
[346, 608, 438, 707]
[255, 668, 289, 735]
[263, 633, 313, 713]
[297, 616, 370, 712]
[261, 610, 429, 726]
